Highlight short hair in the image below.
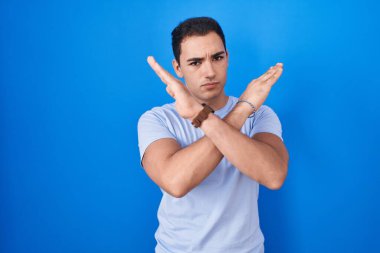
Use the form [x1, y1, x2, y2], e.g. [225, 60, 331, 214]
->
[171, 17, 226, 65]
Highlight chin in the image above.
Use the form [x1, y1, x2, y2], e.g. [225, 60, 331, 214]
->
[198, 91, 223, 102]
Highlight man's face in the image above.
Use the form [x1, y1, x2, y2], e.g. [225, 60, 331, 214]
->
[173, 32, 228, 103]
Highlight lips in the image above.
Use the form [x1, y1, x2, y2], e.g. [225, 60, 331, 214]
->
[201, 81, 219, 87]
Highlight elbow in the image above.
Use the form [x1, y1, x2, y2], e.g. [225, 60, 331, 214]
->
[267, 147, 289, 190]
[266, 165, 288, 190]
[266, 177, 285, 190]
[166, 185, 189, 198]
[169, 190, 188, 198]
[157, 161, 191, 198]
[162, 176, 189, 198]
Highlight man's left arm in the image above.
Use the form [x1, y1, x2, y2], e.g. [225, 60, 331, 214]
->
[199, 103, 289, 190]
[147, 56, 289, 189]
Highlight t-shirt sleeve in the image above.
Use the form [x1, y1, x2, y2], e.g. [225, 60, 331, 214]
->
[249, 105, 283, 141]
[137, 110, 177, 164]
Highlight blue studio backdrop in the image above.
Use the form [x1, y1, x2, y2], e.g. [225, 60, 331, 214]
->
[1, 0, 379, 252]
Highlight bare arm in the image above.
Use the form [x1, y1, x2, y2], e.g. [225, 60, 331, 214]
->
[199, 106, 289, 190]
[143, 56, 288, 197]
[142, 103, 248, 198]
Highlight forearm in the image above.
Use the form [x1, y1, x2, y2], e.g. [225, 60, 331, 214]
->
[146, 56, 286, 194]
[164, 105, 248, 196]
[200, 106, 287, 189]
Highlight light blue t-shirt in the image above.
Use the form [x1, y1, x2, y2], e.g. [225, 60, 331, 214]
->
[137, 96, 283, 253]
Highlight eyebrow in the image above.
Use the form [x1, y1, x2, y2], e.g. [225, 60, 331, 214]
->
[186, 51, 226, 62]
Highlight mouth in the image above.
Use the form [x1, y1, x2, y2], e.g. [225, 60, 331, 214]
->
[201, 81, 219, 88]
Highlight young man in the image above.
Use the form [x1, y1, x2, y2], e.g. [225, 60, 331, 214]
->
[138, 17, 289, 253]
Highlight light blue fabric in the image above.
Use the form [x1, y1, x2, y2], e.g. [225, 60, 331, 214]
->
[137, 96, 283, 253]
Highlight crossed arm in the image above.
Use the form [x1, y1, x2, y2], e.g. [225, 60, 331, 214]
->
[142, 57, 289, 198]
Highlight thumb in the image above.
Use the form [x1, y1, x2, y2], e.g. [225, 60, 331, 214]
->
[166, 86, 175, 98]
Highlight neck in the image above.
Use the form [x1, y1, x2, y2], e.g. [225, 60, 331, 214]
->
[196, 92, 229, 111]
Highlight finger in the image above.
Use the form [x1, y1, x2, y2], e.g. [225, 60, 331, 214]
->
[257, 65, 279, 82]
[266, 67, 283, 86]
[147, 56, 170, 85]
[166, 86, 175, 98]
[147, 56, 177, 86]
[262, 63, 283, 81]
[275, 62, 283, 68]
[257, 68, 273, 81]
[272, 65, 283, 79]
[271, 63, 284, 79]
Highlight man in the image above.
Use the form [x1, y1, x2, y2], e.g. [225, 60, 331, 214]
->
[138, 17, 289, 253]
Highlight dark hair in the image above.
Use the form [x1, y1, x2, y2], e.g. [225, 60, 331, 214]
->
[171, 17, 226, 65]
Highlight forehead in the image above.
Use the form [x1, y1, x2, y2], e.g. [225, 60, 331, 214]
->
[180, 32, 225, 59]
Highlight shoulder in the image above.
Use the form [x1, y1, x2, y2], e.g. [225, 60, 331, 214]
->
[138, 102, 178, 125]
[249, 104, 283, 140]
[137, 103, 180, 162]
[255, 104, 279, 118]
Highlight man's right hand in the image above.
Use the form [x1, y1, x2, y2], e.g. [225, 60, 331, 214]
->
[238, 63, 284, 114]
[147, 56, 203, 120]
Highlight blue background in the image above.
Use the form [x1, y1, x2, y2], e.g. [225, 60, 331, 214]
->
[1, 0, 379, 252]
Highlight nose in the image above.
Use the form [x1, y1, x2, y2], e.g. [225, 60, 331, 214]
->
[203, 60, 216, 80]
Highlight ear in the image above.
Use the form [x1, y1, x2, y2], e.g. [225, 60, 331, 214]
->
[225, 50, 229, 67]
[172, 59, 184, 78]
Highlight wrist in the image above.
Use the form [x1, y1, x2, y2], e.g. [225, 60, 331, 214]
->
[233, 101, 255, 118]
[221, 103, 251, 129]
[190, 103, 204, 122]
[190, 103, 215, 128]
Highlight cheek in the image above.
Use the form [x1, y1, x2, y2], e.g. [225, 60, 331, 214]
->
[217, 61, 228, 71]
[217, 66, 228, 78]
[183, 72, 200, 87]
[183, 77, 197, 91]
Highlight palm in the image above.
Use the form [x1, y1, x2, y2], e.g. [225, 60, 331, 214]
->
[147, 56, 200, 119]
[240, 63, 284, 110]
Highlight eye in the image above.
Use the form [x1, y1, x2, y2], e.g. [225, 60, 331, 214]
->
[213, 55, 224, 61]
[189, 61, 201, 66]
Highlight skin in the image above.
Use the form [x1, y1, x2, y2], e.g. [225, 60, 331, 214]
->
[172, 32, 229, 111]
[143, 31, 289, 197]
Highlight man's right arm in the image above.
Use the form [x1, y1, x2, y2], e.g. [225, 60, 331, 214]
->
[142, 56, 283, 198]
[141, 104, 249, 198]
